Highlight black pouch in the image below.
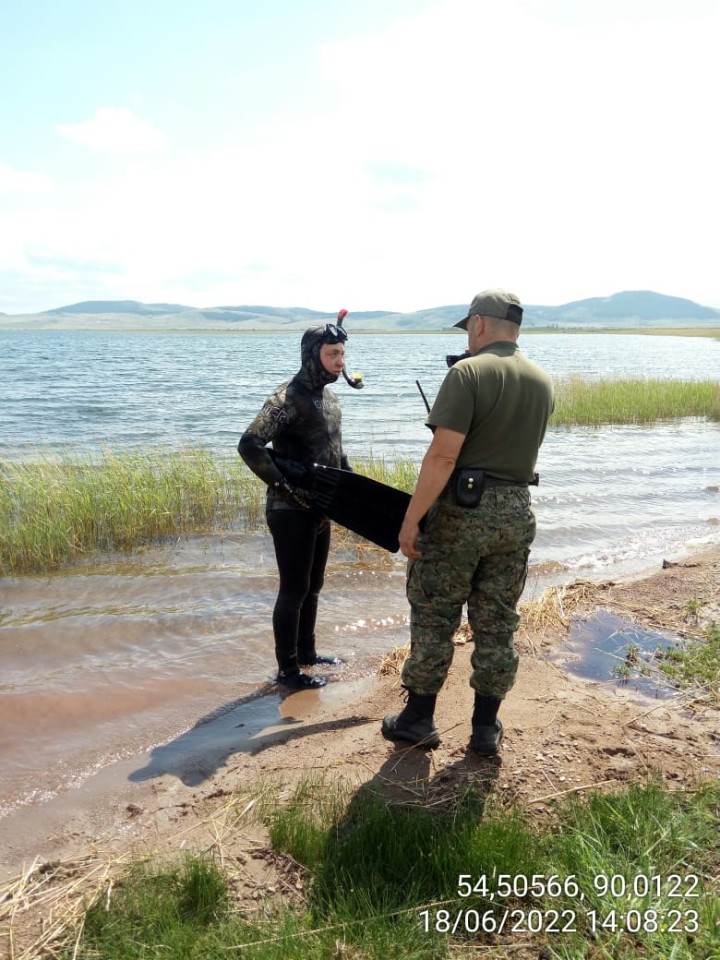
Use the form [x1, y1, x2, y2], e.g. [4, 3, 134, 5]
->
[451, 468, 486, 508]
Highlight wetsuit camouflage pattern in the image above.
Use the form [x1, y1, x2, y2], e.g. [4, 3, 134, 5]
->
[402, 486, 535, 696]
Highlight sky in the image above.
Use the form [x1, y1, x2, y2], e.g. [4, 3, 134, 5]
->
[1, 0, 718, 315]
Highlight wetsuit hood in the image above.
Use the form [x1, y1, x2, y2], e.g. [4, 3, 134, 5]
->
[296, 326, 343, 389]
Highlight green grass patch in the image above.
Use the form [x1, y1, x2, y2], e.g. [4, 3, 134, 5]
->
[552, 377, 720, 425]
[64, 778, 720, 960]
[658, 622, 720, 704]
[77, 855, 232, 959]
[353, 452, 419, 493]
[611, 616, 720, 705]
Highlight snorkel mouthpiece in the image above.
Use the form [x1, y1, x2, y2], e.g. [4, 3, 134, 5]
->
[336, 308, 364, 389]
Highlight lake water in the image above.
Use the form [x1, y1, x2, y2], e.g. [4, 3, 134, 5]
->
[0, 330, 719, 835]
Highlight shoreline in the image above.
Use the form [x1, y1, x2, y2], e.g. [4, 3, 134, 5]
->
[1, 544, 717, 875]
[1, 322, 719, 337]
[1, 544, 718, 955]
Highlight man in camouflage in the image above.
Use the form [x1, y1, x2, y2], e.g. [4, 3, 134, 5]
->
[382, 289, 554, 754]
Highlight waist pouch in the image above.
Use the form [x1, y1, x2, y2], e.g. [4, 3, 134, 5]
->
[451, 468, 487, 508]
[449, 468, 539, 508]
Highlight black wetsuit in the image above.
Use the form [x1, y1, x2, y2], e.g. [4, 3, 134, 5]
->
[238, 328, 350, 675]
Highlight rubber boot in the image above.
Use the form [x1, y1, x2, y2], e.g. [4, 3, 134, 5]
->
[381, 691, 440, 749]
[470, 694, 503, 756]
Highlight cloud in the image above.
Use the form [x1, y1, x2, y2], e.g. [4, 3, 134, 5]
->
[55, 107, 167, 153]
[2, 1, 719, 313]
[364, 161, 434, 186]
[0, 163, 53, 193]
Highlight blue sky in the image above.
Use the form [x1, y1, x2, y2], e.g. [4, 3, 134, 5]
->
[1, 0, 718, 314]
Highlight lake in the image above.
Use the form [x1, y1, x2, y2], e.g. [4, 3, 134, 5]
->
[0, 329, 718, 827]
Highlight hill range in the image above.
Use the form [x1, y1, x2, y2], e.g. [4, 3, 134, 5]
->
[1, 290, 719, 332]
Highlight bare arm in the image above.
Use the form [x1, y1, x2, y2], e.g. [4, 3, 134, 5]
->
[399, 426, 465, 559]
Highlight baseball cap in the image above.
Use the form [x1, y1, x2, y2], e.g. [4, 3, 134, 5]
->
[454, 288, 523, 329]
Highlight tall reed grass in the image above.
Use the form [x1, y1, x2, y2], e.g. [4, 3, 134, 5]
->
[0, 450, 418, 574]
[2, 374, 717, 574]
[352, 453, 418, 493]
[0, 449, 264, 574]
[552, 377, 719, 425]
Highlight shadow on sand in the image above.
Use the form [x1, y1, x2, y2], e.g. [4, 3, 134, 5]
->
[128, 678, 376, 788]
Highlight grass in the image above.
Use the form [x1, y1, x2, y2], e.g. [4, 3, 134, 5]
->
[0, 449, 264, 574]
[1, 373, 718, 573]
[0, 450, 419, 574]
[552, 377, 720, 425]
[657, 622, 720, 704]
[602, 594, 719, 707]
[74, 856, 232, 959]
[56, 777, 720, 960]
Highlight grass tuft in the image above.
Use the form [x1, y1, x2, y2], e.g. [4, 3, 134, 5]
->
[80, 856, 229, 958]
[657, 622, 720, 705]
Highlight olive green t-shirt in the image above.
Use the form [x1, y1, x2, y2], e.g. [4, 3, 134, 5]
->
[427, 341, 554, 481]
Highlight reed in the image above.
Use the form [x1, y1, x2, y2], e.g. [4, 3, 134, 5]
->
[1, 374, 715, 574]
[0, 449, 264, 574]
[0, 450, 419, 575]
[552, 377, 720, 425]
[352, 452, 418, 493]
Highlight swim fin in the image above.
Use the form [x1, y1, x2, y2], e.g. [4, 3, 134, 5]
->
[311, 463, 411, 553]
[267, 451, 410, 552]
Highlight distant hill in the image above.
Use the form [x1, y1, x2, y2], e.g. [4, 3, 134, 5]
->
[526, 290, 720, 326]
[2, 290, 718, 331]
[46, 299, 194, 316]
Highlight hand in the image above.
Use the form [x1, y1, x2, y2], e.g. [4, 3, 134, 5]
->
[398, 517, 422, 559]
[273, 479, 313, 509]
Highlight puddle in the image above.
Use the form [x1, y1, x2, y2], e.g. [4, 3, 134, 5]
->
[553, 610, 681, 700]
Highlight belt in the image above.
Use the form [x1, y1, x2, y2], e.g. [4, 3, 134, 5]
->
[483, 474, 529, 488]
[470, 471, 539, 488]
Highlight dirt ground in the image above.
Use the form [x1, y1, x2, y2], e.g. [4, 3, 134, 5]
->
[1, 546, 719, 959]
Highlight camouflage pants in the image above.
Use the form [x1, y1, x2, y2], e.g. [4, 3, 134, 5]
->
[402, 486, 536, 698]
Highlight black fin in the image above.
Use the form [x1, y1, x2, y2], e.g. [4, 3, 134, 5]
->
[311, 464, 410, 552]
[266, 451, 411, 552]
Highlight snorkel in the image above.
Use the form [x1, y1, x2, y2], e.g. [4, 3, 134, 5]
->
[336, 309, 364, 389]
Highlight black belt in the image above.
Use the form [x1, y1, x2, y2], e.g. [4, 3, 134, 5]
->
[468, 471, 539, 488]
[483, 474, 536, 488]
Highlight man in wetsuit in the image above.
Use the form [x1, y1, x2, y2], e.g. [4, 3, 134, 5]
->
[382, 289, 554, 754]
[238, 323, 351, 690]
